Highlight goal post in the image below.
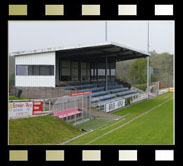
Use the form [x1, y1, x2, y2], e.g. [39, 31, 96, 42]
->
[145, 81, 160, 97]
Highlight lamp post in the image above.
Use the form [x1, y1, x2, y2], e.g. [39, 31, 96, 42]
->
[105, 21, 107, 41]
[147, 21, 150, 88]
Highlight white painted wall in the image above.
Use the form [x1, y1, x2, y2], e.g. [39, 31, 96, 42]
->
[15, 52, 55, 65]
[15, 52, 56, 87]
[16, 76, 55, 87]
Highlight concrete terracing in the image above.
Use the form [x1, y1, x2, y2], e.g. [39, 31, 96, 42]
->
[91, 108, 122, 120]
[10, 87, 74, 99]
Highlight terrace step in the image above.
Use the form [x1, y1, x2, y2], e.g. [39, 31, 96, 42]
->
[91, 109, 122, 120]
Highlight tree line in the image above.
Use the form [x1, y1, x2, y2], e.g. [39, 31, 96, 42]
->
[116, 51, 173, 89]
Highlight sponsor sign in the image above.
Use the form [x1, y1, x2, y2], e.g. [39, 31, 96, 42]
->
[105, 99, 125, 112]
[69, 91, 92, 97]
[159, 88, 169, 95]
[9, 102, 33, 118]
[169, 87, 174, 92]
[33, 101, 43, 115]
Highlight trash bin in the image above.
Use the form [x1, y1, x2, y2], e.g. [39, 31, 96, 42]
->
[15, 89, 22, 98]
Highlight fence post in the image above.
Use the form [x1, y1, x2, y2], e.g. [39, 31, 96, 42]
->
[49, 99, 51, 111]
[62, 102, 64, 120]
[82, 95, 83, 121]
[43, 99, 45, 112]
[89, 96, 91, 119]
[74, 97, 76, 124]
[66, 100, 68, 121]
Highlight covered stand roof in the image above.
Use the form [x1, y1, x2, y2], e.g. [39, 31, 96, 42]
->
[11, 41, 150, 62]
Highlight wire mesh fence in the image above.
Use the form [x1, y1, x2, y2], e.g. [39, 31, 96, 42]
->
[9, 94, 92, 122]
[52, 95, 92, 123]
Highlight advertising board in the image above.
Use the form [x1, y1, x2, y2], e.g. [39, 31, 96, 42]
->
[9, 102, 33, 118]
[105, 99, 125, 112]
[68, 91, 92, 97]
[33, 101, 43, 115]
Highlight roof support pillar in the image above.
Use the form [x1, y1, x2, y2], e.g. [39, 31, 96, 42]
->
[105, 56, 108, 90]
[114, 62, 116, 81]
[70, 60, 72, 81]
[109, 62, 111, 82]
[89, 63, 91, 83]
[93, 63, 96, 81]
[96, 62, 98, 83]
[78, 60, 81, 83]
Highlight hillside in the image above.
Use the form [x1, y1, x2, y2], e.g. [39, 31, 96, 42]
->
[9, 115, 83, 145]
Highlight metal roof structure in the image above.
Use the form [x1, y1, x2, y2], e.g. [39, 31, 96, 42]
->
[11, 41, 150, 62]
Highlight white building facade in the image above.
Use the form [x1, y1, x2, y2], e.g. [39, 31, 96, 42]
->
[15, 51, 56, 87]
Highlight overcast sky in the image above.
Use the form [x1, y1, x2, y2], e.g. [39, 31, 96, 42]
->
[9, 21, 174, 54]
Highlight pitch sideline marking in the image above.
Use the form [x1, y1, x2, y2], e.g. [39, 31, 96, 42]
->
[86, 97, 173, 145]
[99, 118, 126, 130]
[99, 113, 130, 130]
[59, 129, 94, 145]
[162, 94, 171, 99]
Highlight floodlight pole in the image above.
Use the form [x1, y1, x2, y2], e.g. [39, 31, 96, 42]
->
[105, 21, 108, 90]
[147, 57, 150, 88]
[105, 21, 107, 41]
[147, 21, 150, 88]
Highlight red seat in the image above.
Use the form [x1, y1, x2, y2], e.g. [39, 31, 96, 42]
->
[53, 107, 81, 118]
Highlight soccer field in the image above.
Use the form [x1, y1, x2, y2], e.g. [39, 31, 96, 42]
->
[66, 92, 174, 145]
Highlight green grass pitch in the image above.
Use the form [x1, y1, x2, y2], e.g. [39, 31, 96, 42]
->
[66, 92, 173, 145]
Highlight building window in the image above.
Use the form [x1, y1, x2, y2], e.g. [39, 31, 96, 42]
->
[16, 65, 28, 75]
[40, 66, 54, 75]
[32, 66, 39, 75]
[16, 65, 54, 76]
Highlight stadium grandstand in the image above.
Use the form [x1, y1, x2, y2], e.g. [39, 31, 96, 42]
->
[10, 41, 150, 121]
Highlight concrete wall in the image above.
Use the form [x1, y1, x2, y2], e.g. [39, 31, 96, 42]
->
[15, 87, 73, 99]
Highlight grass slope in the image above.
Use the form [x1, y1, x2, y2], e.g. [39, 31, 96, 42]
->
[67, 92, 173, 145]
[9, 115, 83, 145]
[9, 96, 27, 100]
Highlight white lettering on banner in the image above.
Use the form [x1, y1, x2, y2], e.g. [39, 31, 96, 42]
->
[105, 99, 125, 112]
[9, 102, 33, 118]
[33, 101, 42, 105]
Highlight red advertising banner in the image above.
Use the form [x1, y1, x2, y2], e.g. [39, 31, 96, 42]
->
[159, 81, 162, 89]
[33, 101, 43, 115]
[68, 91, 92, 97]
